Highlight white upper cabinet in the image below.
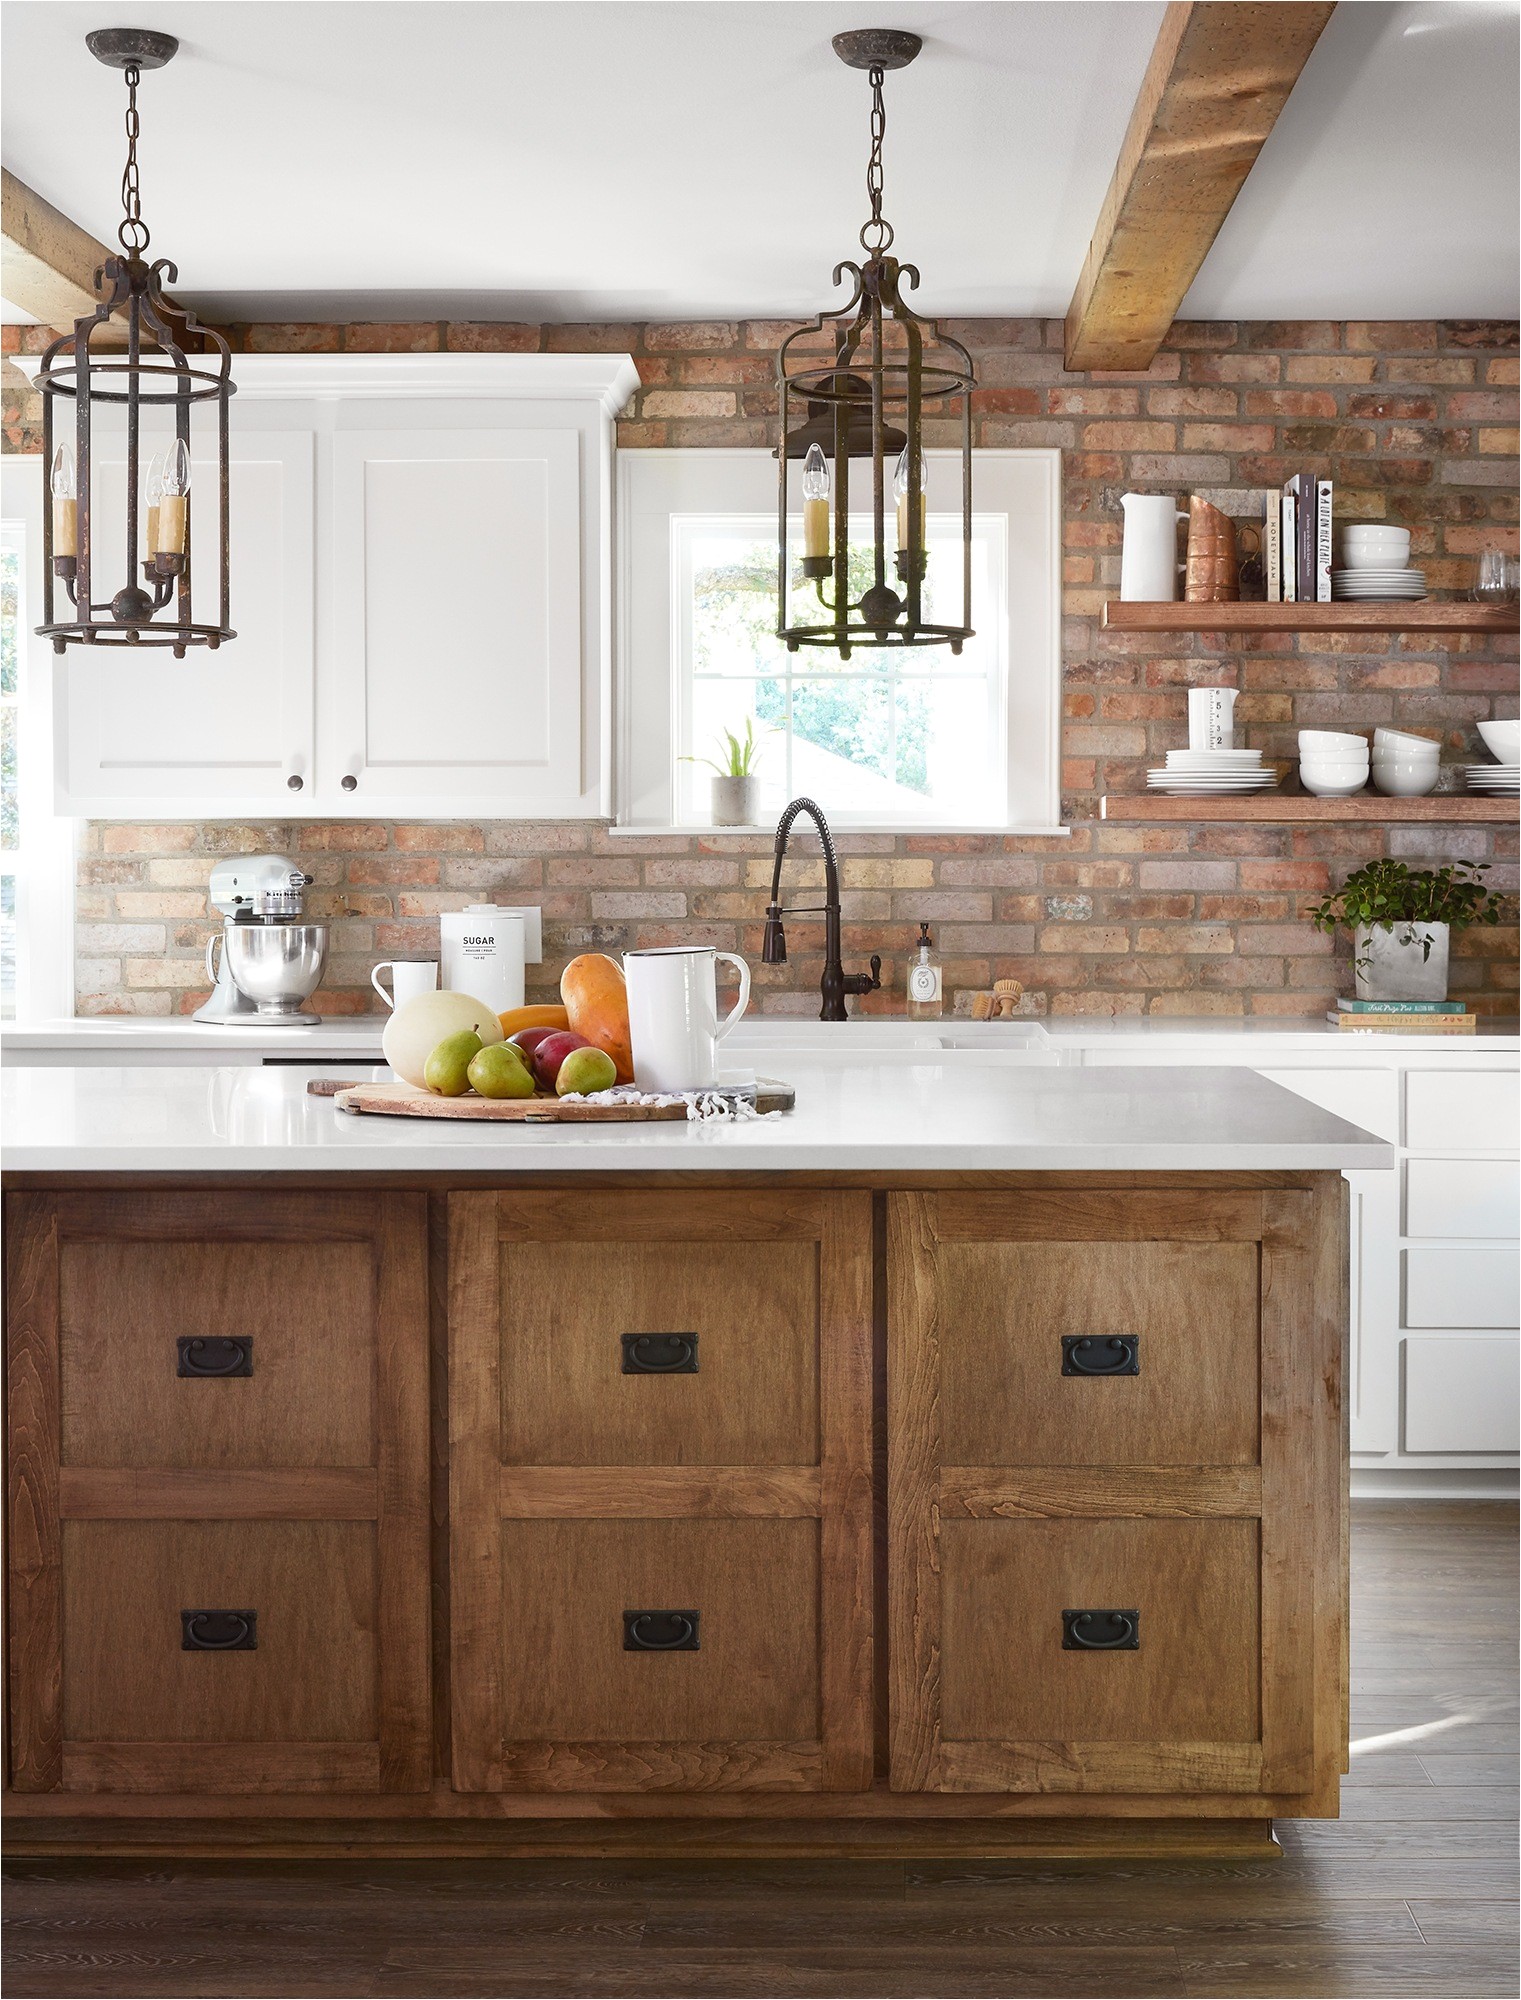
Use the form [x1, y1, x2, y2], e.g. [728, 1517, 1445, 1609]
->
[45, 353, 637, 818]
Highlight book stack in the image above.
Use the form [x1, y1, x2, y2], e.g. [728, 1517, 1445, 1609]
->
[1329, 1000, 1477, 1036]
[1263, 476, 1332, 604]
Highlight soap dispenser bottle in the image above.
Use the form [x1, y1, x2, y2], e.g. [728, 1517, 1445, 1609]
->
[907, 922, 943, 1020]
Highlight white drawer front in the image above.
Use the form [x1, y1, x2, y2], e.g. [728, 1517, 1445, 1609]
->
[1405, 1248, 1520, 1328]
[1405, 1159, 1521, 1240]
[1406, 1069, 1520, 1152]
[1256, 1067, 1399, 1144]
[1403, 1336, 1521, 1452]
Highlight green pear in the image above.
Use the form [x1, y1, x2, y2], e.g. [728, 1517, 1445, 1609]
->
[555, 1046, 618, 1097]
[468, 1043, 536, 1099]
[424, 1029, 483, 1096]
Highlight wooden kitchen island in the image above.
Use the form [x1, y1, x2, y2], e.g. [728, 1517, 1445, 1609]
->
[2, 1060, 1388, 1859]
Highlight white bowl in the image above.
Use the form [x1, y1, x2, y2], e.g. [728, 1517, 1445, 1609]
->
[1372, 761, 1440, 797]
[1301, 769, 1369, 797]
[1342, 525, 1411, 545]
[1298, 730, 1368, 752]
[1374, 728, 1440, 756]
[1478, 719, 1520, 762]
[1300, 758, 1371, 780]
[1340, 547, 1411, 573]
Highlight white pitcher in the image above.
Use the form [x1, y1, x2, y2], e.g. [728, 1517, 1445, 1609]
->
[1120, 493, 1189, 602]
[624, 946, 750, 1093]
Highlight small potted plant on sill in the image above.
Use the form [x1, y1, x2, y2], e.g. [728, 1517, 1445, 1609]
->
[1308, 859, 1506, 1002]
[684, 718, 767, 827]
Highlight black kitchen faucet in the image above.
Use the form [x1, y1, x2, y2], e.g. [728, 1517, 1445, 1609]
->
[761, 797, 882, 1022]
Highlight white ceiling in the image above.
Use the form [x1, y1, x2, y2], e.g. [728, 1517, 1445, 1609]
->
[2, 0, 1517, 326]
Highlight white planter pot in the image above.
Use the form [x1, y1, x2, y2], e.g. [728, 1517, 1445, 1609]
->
[1354, 921, 1450, 1002]
[711, 773, 762, 827]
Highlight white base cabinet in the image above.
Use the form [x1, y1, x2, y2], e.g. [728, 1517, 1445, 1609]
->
[1066, 1038, 1520, 1475]
[38, 354, 638, 821]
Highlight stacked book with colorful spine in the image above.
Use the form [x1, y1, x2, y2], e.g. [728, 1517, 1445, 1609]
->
[1263, 475, 1332, 604]
[1330, 1000, 1476, 1035]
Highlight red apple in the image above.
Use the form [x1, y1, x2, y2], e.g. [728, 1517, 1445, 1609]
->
[532, 1029, 591, 1088]
[508, 1026, 561, 1063]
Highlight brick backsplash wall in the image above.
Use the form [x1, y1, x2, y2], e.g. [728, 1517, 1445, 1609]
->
[4, 314, 1517, 1018]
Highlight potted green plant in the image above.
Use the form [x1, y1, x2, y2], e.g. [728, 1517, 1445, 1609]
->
[1308, 859, 1506, 1002]
[684, 718, 766, 827]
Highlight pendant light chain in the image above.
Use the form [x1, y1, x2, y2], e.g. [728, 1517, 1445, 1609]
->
[859, 63, 894, 255]
[118, 62, 150, 254]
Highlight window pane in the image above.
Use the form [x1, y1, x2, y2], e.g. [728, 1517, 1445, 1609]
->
[0, 875, 14, 1021]
[0, 705, 16, 852]
[0, 544, 17, 697]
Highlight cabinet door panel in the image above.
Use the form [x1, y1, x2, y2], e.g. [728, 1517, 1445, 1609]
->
[449, 1190, 872, 1793]
[56, 429, 315, 811]
[1405, 1247, 1520, 1328]
[888, 1187, 1343, 1802]
[941, 1518, 1260, 1744]
[1405, 1069, 1519, 1151]
[60, 1238, 376, 1469]
[1403, 1335, 1521, 1452]
[499, 1239, 818, 1466]
[5, 1192, 430, 1796]
[938, 1238, 1259, 1466]
[500, 1519, 818, 1744]
[328, 430, 585, 810]
[62, 1519, 376, 1743]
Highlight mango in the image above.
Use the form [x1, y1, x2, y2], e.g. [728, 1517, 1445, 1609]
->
[555, 1045, 618, 1097]
[424, 1029, 483, 1096]
[468, 1043, 536, 1099]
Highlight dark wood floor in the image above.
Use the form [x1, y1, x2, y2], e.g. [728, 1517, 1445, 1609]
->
[5, 1501, 1516, 1999]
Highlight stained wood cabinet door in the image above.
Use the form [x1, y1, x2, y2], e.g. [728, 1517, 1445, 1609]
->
[448, 1190, 873, 1793]
[5, 1192, 430, 1795]
[887, 1184, 1345, 1801]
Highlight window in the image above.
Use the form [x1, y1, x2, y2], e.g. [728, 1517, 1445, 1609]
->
[619, 449, 1062, 831]
[1, 463, 75, 1019]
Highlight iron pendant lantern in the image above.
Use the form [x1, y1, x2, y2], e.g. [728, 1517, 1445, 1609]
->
[37, 29, 235, 656]
[776, 29, 974, 657]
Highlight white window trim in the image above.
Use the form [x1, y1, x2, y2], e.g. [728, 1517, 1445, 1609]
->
[615, 447, 1066, 836]
[2, 460, 77, 1021]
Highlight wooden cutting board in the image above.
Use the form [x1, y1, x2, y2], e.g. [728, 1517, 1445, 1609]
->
[318, 1079, 795, 1123]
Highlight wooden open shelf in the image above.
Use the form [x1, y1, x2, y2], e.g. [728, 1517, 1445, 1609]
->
[1101, 601, 1518, 635]
[1102, 795, 1517, 824]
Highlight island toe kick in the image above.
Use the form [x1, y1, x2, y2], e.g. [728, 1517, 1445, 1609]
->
[3, 1170, 1347, 1860]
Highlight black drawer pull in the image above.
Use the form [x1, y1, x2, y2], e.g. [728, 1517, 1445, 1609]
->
[621, 1334, 698, 1375]
[1062, 1335, 1138, 1377]
[1063, 1608, 1139, 1651]
[623, 1609, 700, 1652]
[177, 1337, 253, 1378]
[181, 1609, 257, 1651]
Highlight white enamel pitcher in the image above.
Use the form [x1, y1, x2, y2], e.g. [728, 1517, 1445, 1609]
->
[1119, 493, 1189, 602]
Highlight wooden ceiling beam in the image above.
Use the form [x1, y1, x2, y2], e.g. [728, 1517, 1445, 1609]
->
[2, 168, 120, 329]
[1064, 1, 1336, 372]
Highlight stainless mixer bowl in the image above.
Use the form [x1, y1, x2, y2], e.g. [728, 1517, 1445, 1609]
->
[222, 922, 329, 1018]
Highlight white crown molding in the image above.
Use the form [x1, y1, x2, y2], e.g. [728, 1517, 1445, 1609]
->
[12, 350, 642, 414]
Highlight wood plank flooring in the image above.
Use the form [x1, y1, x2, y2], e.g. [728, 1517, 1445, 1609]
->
[5, 1501, 1516, 1999]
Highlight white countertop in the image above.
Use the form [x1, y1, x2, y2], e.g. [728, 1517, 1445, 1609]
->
[4, 1014, 1517, 1060]
[0, 1060, 1394, 1175]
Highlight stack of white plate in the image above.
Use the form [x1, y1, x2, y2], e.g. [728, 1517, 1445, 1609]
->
[1464, 762, 1520, 796]
[1332, 568, 1428, 601]
[1146, 749, 1280, 796]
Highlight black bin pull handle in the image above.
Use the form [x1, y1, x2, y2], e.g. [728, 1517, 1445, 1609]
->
[621, 1334, 698, 1375]
[177, 1336, 253, 1378]
[1061, 1335, 1138, 1377]
[623, 1609, 700, 1652]
[1062, 1608, 1139, 1651]
[181, 1609, 257, 1651]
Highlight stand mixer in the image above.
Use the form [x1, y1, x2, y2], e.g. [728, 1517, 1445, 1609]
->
[193, 855, 329, 1026]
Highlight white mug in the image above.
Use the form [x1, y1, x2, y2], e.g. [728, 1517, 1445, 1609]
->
[624, 946, 751, 1094]
[371, 960, 439, 1011]
[1188, 687, 1239, 750]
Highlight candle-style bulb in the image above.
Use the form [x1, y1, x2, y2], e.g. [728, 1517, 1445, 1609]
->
[50, 443, 78, 557]
[50, 444, 75, 500]
[895, 447, 925, 552]
[800, 441, 831, 561]
[163, 438, 192, 496]
[158, 439, 191, 554]
[145, 453, 165, 557]
[893, 447, 909, 507]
